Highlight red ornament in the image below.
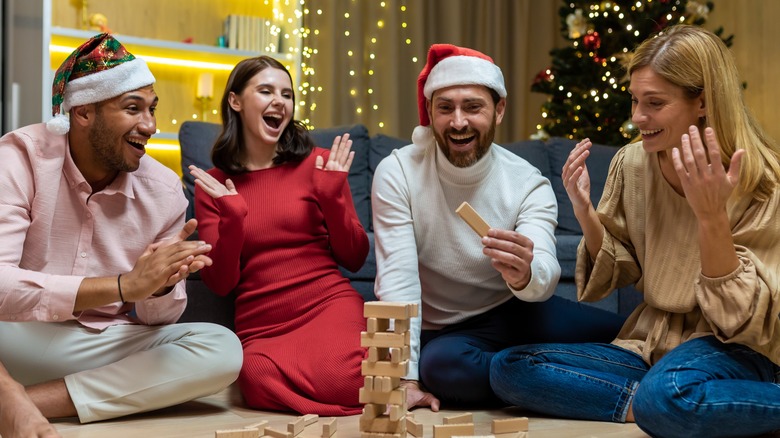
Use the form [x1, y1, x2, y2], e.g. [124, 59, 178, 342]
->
[583, 32, 601, 50]
[533, 68, 554, 86]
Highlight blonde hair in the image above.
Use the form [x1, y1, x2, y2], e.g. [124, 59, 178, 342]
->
[628, 25, 780, 201]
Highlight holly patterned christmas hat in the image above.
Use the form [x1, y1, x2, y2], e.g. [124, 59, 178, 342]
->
[412, 44, 506, 146]
[47, 33, 155, 134]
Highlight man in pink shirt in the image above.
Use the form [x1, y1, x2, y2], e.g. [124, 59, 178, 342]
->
[0, 33, 242, 428]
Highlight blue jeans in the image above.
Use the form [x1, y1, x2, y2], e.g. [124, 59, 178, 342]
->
[490, 336, 780, 438]
[419, 295, 624, 407]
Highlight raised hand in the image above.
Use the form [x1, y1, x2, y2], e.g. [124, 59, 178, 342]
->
[672, 126, 743, 220]
[315, 133, 354, 172]
[400, 380, 440, 412]
[482, 229, 534, 290]
[189, 165, 238, 199]
[562, 138, 594, 215]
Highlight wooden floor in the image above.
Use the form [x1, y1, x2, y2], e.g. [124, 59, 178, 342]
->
[50, 385, 648, 438]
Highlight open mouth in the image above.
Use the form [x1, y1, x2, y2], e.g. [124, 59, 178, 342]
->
[449, 132, 476, 145]
[640, 128, 663, 138]
[264, 114, 282, 129]
[127, 139, 146, 151]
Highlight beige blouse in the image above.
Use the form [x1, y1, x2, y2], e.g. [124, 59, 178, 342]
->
[576, 142, 780, 366]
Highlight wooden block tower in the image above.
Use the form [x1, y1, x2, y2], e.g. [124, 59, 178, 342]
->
[359, 302, 418, 438]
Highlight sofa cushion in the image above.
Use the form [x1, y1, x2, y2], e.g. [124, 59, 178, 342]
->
[546, 137, 619, 235]
[369, 134, 409, 231]
[179, 121, 221, 220]
[309, 124, 372, 231]
[500, 139, 552, 181]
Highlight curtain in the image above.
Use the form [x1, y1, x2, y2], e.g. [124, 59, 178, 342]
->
[301, 0, 562, 144]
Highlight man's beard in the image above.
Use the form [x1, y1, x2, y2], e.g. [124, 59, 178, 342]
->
[89, 111, 137, 173]
[434, 115, 496, 168]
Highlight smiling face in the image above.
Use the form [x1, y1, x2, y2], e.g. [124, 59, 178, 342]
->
[88, 85, 157, 173]
[228, 67, 294, 148]
[428, 84, 505, 168]
[629, 67, 705, 154]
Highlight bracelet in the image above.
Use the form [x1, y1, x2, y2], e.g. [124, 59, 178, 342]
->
[117, 274, 126, 304]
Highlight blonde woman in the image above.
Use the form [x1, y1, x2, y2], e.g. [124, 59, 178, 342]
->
[490, 25, 780, 438]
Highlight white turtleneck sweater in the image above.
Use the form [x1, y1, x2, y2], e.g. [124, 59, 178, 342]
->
[371, 140, 560, 380]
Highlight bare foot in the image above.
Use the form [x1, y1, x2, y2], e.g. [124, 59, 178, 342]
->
[0, 379, 61, 438]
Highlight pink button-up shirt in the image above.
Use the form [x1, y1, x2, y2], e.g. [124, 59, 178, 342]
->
[0, 124, 188, 330]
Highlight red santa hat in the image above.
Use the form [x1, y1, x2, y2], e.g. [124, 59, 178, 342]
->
[412, 44, 506, 145]
[46, 33, 155, 134]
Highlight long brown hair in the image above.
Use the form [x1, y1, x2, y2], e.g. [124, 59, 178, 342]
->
[211, 56, 314, 174]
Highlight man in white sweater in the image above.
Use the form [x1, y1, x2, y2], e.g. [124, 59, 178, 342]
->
[372, 44, 624, 409]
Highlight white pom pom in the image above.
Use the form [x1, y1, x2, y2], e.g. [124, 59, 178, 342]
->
[46, 114, 70, 134]
[412, 125, 434, 148]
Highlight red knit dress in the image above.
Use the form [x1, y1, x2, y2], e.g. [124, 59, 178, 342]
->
[195, 147, 369, 415]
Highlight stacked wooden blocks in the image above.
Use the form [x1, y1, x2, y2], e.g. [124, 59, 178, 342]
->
[359, 302, 419, 438]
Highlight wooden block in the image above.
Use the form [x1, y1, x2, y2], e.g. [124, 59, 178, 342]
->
[389, 347, 401, 364]
[359, 416, 407, 434]
[455, 201, 491, 237]
[367, 317, 391, 333]
[393, 318, 410, 334]
[433, 423, 475, 438]
[362, 359, 409, 378]
[453, 436, 498, 438]
[491, 417, 529, 434]
[443, 412, 473, 424]
[264, 427, 293, 438]
[288, 417, 305, 436]
[244, 421, 268, 435]
[359, 387, 406, 405]
[362, 434, 405, 438]
[302, 414, 319, 426]
[364, 376, 375, 391]
[361, 332, 411, 348]
[215, 429, 259, 438]
[388, 404, 403, 422]
[406, 417, 423, 437]
[410, 303, 419, 317]
[364, 302, 414, 320]
[362, 403, 384, 420]
[368, 346, 379, 363]
[322, 418, 337, 438]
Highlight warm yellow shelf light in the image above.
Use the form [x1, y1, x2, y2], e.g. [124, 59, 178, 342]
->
[49, 45, 238, 70]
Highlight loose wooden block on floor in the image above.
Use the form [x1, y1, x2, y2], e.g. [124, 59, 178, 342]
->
[443, 413, 474, 424]
[491, 417, 529, 434]
[321, 418, 337, 438]
[433, 423, 475, 438]
[406, 417, 424, 437]
[215, 428, 260, 438]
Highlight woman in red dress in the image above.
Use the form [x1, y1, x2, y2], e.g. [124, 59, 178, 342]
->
[189, 56, 368, 415]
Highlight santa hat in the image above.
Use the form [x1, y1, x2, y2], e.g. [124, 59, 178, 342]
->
[46, 33, 155, 134]
[412, 44, 506, 145]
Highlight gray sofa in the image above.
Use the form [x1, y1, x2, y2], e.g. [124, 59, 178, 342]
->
[176, 121, 641, 329]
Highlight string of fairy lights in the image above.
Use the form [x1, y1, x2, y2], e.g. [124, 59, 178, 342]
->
[161, 0, 418, 133]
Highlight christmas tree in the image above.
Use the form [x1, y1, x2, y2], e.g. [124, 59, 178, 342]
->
[532, 0, 732, 146]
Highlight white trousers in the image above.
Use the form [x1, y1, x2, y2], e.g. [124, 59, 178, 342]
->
[0, 321, 242, 423]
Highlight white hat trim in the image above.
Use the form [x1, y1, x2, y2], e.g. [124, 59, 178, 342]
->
[62, 58, 155, 113]
[423, 55, 506, 99]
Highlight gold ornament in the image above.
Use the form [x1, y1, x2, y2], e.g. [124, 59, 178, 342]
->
[620, 119, 638, 139]
[566, 9, 588, 39]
